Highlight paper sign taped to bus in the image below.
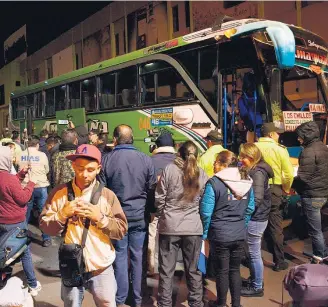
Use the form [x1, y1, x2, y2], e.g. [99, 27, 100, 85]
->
[309, 103, 326, 113]
[283, 111, 313, 131]
[151, 108, 173, 126]
[58, 120, 69, 125]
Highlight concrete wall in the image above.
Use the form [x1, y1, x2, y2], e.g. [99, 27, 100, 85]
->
[52, 46, 74, 78]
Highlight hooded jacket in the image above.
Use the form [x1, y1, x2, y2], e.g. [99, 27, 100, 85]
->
[75, 126, 89, 145]
[0, 147, 35, 224]
[200, 167, 254, 242]
[155, 157, 208, 235]
[293, 121, 328, 198]
[249, 161, 274, 222]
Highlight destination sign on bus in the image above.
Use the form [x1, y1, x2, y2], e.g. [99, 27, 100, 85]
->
[283, 111, 313, 131]
[151, 108, 173, 126]
[309, 103, 326, 113]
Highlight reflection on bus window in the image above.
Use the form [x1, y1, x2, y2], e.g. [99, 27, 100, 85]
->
[69, 81, 81, 109]
[11, 99, 18, 120]
[35, 92, 43, 118]
[99, 73, 115, 110]
[45, 89, 55, 117]
[140, 61, 193, 104]
[117, 66, 137, 107]
[199, 47, 218, 111]
[81, 78, 96, 112]
[55, 85, 67, 111]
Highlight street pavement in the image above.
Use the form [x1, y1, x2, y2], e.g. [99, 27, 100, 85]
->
[11, 224, 312, 307]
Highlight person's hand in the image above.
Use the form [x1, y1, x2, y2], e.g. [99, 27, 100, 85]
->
[61, 200, 79, 219]
[74, 200, 103, 223]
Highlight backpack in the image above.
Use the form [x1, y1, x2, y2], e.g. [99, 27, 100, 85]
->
[284, 264, 328, 307]
[0, 227, 29, 269]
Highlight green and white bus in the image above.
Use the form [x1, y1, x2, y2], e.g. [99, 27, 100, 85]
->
[10, 16, 328, 156]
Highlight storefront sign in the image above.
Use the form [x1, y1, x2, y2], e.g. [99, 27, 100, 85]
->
[151, 108, 173, 126]
[309, 103, 326, 113]
[283, 111, 313, 131]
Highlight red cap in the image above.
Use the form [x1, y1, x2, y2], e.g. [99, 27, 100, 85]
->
[66, 144, 101, 164]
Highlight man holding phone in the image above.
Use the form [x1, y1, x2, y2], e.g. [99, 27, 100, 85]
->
[40, 144, 127, 307]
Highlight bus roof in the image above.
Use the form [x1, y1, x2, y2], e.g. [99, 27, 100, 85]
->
[12, 18, 326, 97]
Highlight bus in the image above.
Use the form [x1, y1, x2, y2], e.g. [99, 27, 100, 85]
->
[9, 16, 328, 157]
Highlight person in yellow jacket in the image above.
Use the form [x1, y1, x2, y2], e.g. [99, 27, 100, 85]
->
[256, 122, 294, 272]
[198, 130, 225, 177]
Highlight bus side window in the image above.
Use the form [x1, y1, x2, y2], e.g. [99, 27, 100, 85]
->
[55, 85, 67, 111]
[99, 73, 116, 110]
[11, 99, 18, 120]
[45, 89, 55, 117]
[81, 78, 97, 112]
[35, 92, 43, 118]
[69, 81, 81, 109]
[117, 66, 137, 107]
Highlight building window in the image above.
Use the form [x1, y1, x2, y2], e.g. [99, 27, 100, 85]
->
[47, 58, 53, 79]
[223, 1, 245, 9]
[172, 5, 179, 33]
[0, 85, 4, 106]
[149, 3, 154, 16]
[123, 30, 127, 54]
[75, 54, 79, 70]
[115, 33, 120, 55]
[185, 1, 190, 28]
[294, 1, 319, 8]
[15, 81, 21, 86]
[33, 68, 39, 84]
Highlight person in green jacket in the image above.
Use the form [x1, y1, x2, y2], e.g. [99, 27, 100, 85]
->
[198, 130, 225, 177]
[256, 122, 294, 272]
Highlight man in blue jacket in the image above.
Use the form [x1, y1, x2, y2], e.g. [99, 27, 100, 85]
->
[101, 124, 156, 307]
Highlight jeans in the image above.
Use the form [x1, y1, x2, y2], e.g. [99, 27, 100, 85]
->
[61, 265, 117, 307]
[0, 221, 37, 288]
[302, 197, 327, 258]
[266, 184, 285, 265]
[112, 221, 147, 306]
[247, 220, 268, 290]
[158, 235, 203, 307]
[26, 187, 51, 241]
[210, 240, 244, 307]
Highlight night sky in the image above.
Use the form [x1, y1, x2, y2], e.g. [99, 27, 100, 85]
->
[0, 1, 110, 68]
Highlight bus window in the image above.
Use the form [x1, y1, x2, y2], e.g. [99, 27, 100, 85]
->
[199, 47, 218, 111]
[117, 66, 137, 107]
[81, 78, 96, 112]
[99, 73, 116, 110]
[17, 96, 26, 119]
[173, 49, 198, 83]
[55, 85, 67, 111]
[35, 92, 43, 118]
[26, 94, 34, 107]
[11, 99, 18, 120]
[69, 81, 81, 109]
[45, 88, 55, 117]
[281, 68, 327, 144]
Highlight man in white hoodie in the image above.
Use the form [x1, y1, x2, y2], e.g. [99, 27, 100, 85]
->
[17, 135, 51, 247]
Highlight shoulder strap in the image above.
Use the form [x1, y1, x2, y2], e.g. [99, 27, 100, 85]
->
[81, 182, 104, 248]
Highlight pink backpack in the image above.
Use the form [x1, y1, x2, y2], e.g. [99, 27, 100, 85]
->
[284, 264, 328, 307]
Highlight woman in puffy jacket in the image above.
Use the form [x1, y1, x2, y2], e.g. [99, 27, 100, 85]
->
[200, 150, 254, 307]
[155, 141, 208, 307]
[239, 143, 273, 298]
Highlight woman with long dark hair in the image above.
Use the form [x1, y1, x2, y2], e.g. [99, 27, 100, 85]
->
[200, 150, 254, 307]
[156, 141, 208, 307]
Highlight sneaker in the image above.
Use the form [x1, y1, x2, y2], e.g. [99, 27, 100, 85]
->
[42, 239, 52, 247]
[241, 286, 264, 297]
[242, 276, 264, 289]
[28, 281, 42, 297]
[273, 261, 289, 272]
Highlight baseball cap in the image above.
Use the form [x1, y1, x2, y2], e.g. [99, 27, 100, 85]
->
[261, 122, 284, 135]
[206, 129, 223, 142]
[66, 144, 101, 164]
[155, 133, 174, 148]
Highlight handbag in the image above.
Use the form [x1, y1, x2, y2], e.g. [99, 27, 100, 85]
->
[58, 181, 104, 287]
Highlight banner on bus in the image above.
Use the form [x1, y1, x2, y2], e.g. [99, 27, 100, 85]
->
[151, 108, 173, 126]
[283, 111, 313, 132]
[309, 103, 326, 113]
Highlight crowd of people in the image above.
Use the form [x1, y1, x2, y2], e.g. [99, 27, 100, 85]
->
[0, 119, 328, 307]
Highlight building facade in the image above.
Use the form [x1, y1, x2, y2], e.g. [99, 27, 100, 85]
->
[0, 0, 327, 130]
